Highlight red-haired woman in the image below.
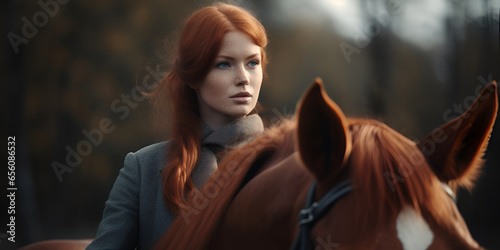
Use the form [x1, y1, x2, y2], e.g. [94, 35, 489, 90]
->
[87, 3, 268, 249]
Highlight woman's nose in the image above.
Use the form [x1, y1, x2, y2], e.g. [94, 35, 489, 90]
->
[235, 66, 250, 86]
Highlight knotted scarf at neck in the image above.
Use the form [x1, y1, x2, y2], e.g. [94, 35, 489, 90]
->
[191, 114, 264, 188]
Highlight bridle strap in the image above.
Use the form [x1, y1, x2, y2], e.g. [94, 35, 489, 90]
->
[290, 180, 456, 250]
[290, 179, 352, 250]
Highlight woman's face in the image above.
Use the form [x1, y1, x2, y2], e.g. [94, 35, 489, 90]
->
[196, 31, 263, 129]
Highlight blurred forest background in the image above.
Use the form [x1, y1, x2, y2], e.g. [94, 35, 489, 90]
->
[2, 0, 499, 249]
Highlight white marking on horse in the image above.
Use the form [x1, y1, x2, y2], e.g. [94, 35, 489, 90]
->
[396, 205, 434, 250]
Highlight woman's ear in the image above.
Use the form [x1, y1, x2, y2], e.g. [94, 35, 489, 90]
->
[296, 78, 351, 182]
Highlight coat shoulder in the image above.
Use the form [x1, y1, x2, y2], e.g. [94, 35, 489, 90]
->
[130, 141, 169, 174]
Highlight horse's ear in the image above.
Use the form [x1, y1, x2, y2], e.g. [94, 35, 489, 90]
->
[417, 81, 498, 188]
[296, 78, 351, 181]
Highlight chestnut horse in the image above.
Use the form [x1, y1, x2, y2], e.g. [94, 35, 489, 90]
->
[156, 79, 497, 249]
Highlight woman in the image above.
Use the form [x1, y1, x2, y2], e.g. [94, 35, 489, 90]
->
[87, 3, 268, 249]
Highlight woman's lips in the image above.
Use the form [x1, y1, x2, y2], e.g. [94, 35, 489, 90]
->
[231, 92, 252, 103]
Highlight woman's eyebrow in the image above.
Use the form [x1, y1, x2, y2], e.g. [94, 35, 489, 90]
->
[216, 53, 260, 60]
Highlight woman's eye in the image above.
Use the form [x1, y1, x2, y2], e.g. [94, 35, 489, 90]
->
[248, 60, 259, 67]
[216, 62, 230, 68]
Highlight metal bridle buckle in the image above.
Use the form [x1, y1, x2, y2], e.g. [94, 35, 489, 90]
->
[298, 202, 318, 225]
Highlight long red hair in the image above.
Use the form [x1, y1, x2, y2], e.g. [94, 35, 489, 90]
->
[150, 3, 268, 215]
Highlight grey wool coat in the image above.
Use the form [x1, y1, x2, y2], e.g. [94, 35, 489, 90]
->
[87, 115, 264, 250]
[87, 141, 174, 250]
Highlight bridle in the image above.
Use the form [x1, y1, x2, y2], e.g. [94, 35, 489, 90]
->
[290, 179, 352, 250]
[290, 179, 456, 250]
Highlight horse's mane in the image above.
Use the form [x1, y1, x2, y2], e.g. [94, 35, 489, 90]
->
[347, 118, 457, 234]
[155, 119, 297, 249]
[156, 116, 468, 249]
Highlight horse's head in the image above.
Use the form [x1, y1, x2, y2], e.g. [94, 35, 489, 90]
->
[295, 78, 497, 249]
[157, 78, 497, 250]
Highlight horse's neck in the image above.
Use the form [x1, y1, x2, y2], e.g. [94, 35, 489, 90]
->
[213, 153, 315, 249]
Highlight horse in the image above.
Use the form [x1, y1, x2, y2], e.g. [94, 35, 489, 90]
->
[156, 78, 498, 249]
